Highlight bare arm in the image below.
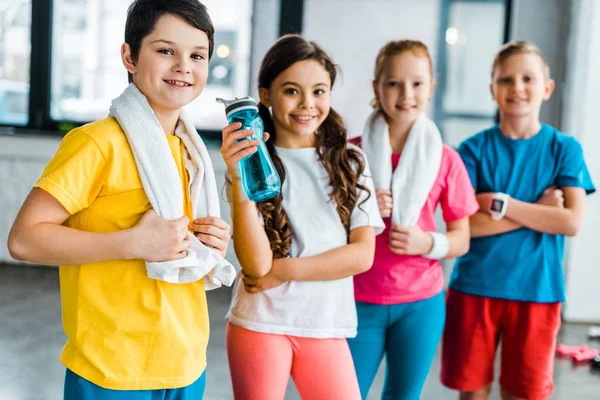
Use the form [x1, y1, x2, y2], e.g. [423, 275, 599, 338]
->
[220, 122, 273, 277]
[505, 187, 585, 236]
[469, 187, 567, 238]
[278, 226, 375, 281]
[243, 226, 376, 292]
[445, 217, 471, 258]
[469, 211, 523, 238]
[230, 179, 273, 278]
[388, 218, 471, 258]
[8, 188, 190, 265]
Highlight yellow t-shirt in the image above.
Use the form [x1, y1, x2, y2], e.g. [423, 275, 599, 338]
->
[34, 117, 209, 390]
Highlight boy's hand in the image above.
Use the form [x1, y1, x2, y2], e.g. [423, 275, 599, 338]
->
[376, 189, 393, 218]
[537, 186, 564, 208]
[389, 223, 433, 256]
[131, 210, 191, 262]
[189, 217, 231, 257]
[476, 193, 494, 213]
[220, 123, 269, 176]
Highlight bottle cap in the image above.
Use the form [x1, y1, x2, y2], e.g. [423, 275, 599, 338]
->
[216, 96, 258, 118]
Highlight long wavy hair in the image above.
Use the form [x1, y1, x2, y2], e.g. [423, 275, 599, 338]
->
[257, 34, 370, 259]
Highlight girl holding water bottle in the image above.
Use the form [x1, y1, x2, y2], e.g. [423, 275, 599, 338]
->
[219, 34, 384, 400]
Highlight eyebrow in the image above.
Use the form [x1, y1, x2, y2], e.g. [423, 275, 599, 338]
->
[384, 75, 427, 80]
[151, 39, 209, 51]
[279, 81, 329, 87]
[497, 71, 536, 77]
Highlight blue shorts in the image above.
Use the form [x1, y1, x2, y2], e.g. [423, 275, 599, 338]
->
[63, 369, 206, 400]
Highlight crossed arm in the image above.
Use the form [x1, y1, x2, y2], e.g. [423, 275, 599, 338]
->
[229, 178, 376, 292]
[470, 186, 586, 238]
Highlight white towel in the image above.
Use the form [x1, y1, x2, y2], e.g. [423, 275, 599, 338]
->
[361, 111, 443, 226]
[109, 83, 236, 288]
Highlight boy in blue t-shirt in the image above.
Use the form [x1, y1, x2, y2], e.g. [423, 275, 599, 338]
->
[440, 41, 595, 400]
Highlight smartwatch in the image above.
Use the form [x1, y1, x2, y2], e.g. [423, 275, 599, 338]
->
[489, 193, 510, 220]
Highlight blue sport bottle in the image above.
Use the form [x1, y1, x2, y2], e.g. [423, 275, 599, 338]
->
[216, 96, 281, 202]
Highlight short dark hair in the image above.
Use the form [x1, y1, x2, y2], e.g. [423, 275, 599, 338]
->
[125, 0, 214, 82]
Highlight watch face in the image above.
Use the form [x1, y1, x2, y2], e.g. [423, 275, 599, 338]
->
[491, 198, 504, 212]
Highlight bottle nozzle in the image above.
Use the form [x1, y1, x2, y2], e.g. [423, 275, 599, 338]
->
[216, 97, 234, 107]
[217, 96, 258, 117]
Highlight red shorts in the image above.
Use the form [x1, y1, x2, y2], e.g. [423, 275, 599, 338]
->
[440, 288, 561, 400]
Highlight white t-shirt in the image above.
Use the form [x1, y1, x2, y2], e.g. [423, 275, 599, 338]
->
[226, 145, 384, 338]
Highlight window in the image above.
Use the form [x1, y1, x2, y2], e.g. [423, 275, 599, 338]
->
[443, 2, 505, 116]
[0, 0, 31, 126]
[437, 0, 509, 147]
[50, 0, 254, 130]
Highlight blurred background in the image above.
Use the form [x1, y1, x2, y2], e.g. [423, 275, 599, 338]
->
[1, 0, 600, 399]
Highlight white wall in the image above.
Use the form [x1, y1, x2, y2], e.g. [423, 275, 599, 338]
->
[248, 0, 280, 100]
[510, 0, 571, 128]
[0, 133, 61, 263]
[303, 0, 441, 138]
[561, 0, 600, 323]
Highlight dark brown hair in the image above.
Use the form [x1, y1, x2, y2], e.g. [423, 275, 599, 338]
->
[371, 40, 432, 109]
[257, 34, 370, 258]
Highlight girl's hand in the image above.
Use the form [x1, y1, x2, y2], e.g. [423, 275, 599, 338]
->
[242, 259, 287, 293]
[376, 189, 393, 218]
[220, 122, 260, 176]
[389, 223, 433, 256]
[189, 217, 231, 257]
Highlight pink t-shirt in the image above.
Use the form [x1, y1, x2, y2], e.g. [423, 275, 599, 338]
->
[349, 137, 479, 304]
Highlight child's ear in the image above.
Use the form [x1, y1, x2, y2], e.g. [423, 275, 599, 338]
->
[259, 88, 271, 107]
[121, 43, 137, 75]
[372, 80, 380, 102]
[543, 78, 556, 101]
[430, 79, 436, 99]
[489, 83, 496, 101]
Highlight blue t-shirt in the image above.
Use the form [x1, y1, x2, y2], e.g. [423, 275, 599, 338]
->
[449, 124, 595, 303]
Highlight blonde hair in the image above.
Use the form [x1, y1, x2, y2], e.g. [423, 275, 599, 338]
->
[371, 40, 433, 109]
[491, 41, 550, 79]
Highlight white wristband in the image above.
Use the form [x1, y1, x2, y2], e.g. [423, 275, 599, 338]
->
[424, 232, 449, 260]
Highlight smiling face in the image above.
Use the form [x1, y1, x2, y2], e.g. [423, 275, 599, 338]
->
[259, 59, 332, 148]
[490, 52, 554, 119]
[121, 13, 210, 116]
[374, 52, 434, 126]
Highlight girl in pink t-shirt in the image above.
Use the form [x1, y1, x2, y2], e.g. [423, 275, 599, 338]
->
[347, 40, 479, 400]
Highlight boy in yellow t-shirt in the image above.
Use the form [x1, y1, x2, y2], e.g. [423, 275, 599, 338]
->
[7, 0, 230, 398]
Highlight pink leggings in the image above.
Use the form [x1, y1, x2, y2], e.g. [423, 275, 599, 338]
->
[226, 322, 361, 400]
